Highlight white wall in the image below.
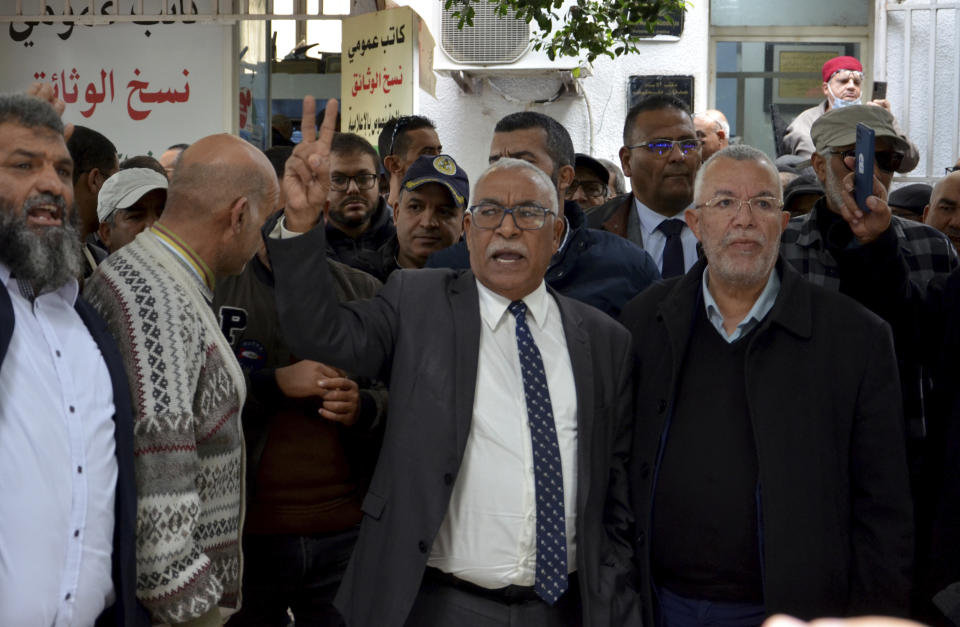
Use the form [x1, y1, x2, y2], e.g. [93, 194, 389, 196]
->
[879, 1, 960, 181]
[403, 2, 709, 184]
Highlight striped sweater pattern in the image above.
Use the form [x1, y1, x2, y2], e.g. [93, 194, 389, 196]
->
[84, 230, 246, 624]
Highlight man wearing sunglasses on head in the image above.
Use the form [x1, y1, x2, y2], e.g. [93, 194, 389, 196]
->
[783, 55, 919, 168]
[377, 115, 443, 210]
[589, 94, 703, 279]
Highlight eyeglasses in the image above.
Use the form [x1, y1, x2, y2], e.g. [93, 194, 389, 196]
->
[695, 195, 782, 213]
[386, 116, 413, 156]
[565, 180, 608, 199]
[468, 203, 556, 230]
[330, 173, 378, 191]
[946, 166, 960, 174]
[828, 71, 864, 86]
[625, 139, 702, 157]
[831, 148, 905, 173]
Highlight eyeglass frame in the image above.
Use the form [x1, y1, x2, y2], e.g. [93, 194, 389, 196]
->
[624, 138, 703, 157]
[946, 166, 960, 175]
[329, 173, 379, 191]
[694, 194, 784, 213]
[830, 148, 905, 173]
[565, 179, 609, 198]
[467, 202, 558, 231]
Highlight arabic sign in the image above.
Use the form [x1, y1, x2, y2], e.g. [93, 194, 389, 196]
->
[7, 0, 216, 47]
[628, 75, 695, 112]
[341, 6, 416, 145]
[0, 22, 230, 158]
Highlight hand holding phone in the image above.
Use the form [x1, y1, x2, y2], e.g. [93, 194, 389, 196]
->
[854, 122, 875, 214]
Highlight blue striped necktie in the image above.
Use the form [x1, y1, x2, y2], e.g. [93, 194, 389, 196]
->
[508, 300, 569, 605]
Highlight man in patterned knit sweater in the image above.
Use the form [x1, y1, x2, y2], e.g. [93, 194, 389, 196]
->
[85, 134, 279, 626]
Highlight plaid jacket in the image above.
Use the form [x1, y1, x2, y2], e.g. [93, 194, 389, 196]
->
[781, 199, 959, 292]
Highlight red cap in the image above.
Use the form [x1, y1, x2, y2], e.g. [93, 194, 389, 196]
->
[821, 56, 863, 82]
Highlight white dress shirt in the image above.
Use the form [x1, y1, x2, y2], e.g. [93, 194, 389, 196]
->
[634, 197, 699, 274]
[0, 264, 118, 627]
[427, 279, 578, 588]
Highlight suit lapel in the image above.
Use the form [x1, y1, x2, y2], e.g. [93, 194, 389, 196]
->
[450, 271, 482, 456]
[555, 291, 593, 512]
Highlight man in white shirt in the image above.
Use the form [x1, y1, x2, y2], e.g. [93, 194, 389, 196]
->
[266, 97, 640, 627]
[0, 93, 146, 626]
[588, 94, 703, 278]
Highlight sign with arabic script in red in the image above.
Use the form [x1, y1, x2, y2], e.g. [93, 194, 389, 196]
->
[1, 22, 230, 159]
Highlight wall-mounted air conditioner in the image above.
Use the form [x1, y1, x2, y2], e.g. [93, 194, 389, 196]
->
[397, 0, 580, 73]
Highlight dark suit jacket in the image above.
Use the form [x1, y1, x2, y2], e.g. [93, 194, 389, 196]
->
[0, 283, 148, 627]
[266, 221, 641, 627]
[619, 259, 914, 621]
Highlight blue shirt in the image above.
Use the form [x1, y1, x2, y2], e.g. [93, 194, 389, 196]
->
[702, 268, 781, 343]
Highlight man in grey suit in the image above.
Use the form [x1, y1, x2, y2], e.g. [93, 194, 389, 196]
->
[266, 97, 640, 627]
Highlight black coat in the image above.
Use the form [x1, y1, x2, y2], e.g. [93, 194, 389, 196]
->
[0, 283, 149, 627]
[265, 220, 643, 627]
[618, 259, 913, 621]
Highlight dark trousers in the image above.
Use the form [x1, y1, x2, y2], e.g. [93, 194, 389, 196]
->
[227, 527, 360, 627]
[657, 587, 766, 627]
[404, 568, 582, 627]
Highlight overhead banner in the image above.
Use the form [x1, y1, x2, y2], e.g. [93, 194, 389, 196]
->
[0, 13, 230, 159]
[341, 6, 417, 145]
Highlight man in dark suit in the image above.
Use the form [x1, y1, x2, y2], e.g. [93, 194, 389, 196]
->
[588, 95, 703, 279]
[266, 97, 640, 627]
[0, 93, 146, 626]
[619, 144, 913, 625]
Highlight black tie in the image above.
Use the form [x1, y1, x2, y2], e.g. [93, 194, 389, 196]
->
[657, 219, 686, 279]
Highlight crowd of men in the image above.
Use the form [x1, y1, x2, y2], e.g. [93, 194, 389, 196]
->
[1, 51, 959, 627]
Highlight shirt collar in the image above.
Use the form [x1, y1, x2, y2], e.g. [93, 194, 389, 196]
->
[476, 278, 550, 332]
[148, 222, 216, 294]
[0, 261, 79, 305]
[701, 266, 781, 342]
[633, 196, 691, 235]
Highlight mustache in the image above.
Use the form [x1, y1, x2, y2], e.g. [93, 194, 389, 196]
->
[720, 229, 765, 247]
[22, 193, 67, 216]
[337, 195, 371, 208]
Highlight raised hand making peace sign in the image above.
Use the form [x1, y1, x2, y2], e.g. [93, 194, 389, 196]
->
[282, 96, 340, 232]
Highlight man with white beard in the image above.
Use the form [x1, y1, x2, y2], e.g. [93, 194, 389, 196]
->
[780, 104, 957, 293]
[0, 93, 146, 625]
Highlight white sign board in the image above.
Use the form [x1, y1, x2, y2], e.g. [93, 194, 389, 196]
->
[0, 20, 232, 159]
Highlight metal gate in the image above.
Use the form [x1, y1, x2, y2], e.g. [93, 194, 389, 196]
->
[876, 0, 960, 182]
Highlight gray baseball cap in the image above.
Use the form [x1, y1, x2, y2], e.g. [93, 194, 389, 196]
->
[810, 105, 912, 171]
[97, 168, 168, 223]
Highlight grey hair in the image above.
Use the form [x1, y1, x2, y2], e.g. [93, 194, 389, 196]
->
[694, 144, 782, 202]
[596, 158, 626, 195]
[696, 110, 730, 136]
[0, 93, 64, 135]
[474, 158, 558, 213]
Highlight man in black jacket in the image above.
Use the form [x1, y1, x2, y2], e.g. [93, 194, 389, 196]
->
[620, 144, 912, 624]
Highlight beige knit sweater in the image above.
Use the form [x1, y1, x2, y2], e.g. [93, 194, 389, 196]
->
[85, 230, 246, 625]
